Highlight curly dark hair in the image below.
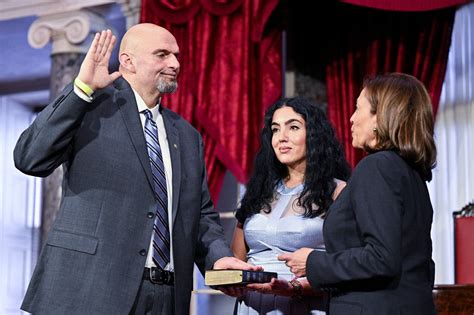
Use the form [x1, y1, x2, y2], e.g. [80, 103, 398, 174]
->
[236, 97, 351, 224]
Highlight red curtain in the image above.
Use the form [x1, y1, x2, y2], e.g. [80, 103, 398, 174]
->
[323, 2, 456, 167]
[140, 0, 282, 202]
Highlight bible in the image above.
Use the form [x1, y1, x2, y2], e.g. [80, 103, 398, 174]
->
[205, 269, 277, 286]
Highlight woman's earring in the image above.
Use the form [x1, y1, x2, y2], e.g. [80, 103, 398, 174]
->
[373, 128, 377, 133]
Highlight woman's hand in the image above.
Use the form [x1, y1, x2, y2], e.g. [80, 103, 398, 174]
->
[246, 278, 295, 297]
[278, 248, 314, 277]
[217, 285, 249, 298]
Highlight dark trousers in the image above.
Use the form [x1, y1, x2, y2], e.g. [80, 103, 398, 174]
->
[130, 279, 175, 315]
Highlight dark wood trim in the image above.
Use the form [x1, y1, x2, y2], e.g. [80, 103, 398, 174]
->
[433, 284, 474, 314]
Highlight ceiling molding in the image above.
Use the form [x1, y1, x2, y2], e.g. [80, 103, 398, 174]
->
[0, 0, 140, 29]
[0, 0, 112, 21]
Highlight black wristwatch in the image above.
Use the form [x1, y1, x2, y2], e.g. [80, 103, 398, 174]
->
[289, 279, 303, 299]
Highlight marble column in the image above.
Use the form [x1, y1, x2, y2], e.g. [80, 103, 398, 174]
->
[28, 10, 107, 245]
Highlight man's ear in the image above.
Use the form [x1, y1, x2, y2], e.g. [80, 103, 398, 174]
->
[119, 52, 135, 72]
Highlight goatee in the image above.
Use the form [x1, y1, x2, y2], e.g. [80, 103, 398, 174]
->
[157, 78, 178, 93]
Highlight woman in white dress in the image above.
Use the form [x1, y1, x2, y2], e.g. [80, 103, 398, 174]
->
[230, 97, 350, 314]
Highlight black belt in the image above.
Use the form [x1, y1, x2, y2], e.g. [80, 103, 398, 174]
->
[143, 267, 174, 285]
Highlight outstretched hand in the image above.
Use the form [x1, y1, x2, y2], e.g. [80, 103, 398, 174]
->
[246, 278, 294, 297]
[77, 29, 121, 91]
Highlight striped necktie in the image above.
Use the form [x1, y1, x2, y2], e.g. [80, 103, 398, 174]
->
[142, 109, 170, 269]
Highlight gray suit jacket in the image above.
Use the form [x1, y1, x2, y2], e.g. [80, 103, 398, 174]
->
[14, 77, 232, 314]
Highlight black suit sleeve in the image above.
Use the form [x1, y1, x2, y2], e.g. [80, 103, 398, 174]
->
[307, 153, 404, 287]
[194, 136, 233, 273]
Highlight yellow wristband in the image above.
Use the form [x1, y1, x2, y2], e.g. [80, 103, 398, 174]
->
[74, 77, 94, 97]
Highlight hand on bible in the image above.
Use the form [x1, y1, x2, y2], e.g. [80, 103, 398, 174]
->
[212, 257, 262, 298]
[213, 256, 263, 271]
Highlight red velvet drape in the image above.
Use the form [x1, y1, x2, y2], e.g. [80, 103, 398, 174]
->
[140, 0, 282, 202]
[324, 3, 456, 167]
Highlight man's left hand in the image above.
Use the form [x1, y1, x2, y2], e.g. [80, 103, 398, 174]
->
[213, 257, 262, 271]
[212, 257, 262, 298]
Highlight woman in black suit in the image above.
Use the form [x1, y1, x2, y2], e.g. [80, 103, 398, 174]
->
[279, 73, 437, 315]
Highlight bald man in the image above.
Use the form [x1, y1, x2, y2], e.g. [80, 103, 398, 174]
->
[14, 24, 257, 315]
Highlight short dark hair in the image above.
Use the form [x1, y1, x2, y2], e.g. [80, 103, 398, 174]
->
[363, 73, 437, 181]
[236, 97, 350, 224]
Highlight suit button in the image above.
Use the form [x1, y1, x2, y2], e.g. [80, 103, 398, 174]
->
[147, 212, 154, 219]
[139, 249, 147, 256]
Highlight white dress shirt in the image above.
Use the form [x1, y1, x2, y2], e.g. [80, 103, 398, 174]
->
[132, 89, 174, 271]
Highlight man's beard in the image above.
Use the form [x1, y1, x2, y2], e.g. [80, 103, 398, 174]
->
[157, 77, 178, 94]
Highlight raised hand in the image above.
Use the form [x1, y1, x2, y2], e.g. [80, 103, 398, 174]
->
[77, 29, 121, 91]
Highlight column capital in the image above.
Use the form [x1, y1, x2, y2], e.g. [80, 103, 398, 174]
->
[27, 9, 107, 54]
[118, 0, 141, 29]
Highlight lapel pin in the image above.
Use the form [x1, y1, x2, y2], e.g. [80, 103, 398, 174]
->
[173, 143, 178, 149]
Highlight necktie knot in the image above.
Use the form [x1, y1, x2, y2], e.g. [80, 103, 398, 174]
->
[143, 109, 153, 121]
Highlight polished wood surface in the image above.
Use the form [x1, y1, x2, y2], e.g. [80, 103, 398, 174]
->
[433, 284, 474, 315]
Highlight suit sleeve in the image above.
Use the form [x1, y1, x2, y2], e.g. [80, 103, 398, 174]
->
[307, 153, 404, 287]
[194, 136, 233, 273]
[14, 84, 90, 177]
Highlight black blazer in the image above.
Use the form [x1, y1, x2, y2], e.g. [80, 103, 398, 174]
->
[14, 78, 232, 315]
[307, 150, 436, 315]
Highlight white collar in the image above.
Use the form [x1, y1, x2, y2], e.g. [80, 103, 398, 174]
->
[132, 88, 161, 119]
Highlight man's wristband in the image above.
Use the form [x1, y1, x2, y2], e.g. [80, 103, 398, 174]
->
[74, 77, 94, 97]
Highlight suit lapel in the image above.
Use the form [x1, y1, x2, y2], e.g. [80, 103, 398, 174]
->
[114, 78, 155, 191]
[162, 108, 181, 224]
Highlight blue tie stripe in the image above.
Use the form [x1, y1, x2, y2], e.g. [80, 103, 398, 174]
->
[144, 128, 160, 146]
[152, 245, 168, 267]
[155, 213, 168, 227]
[153, 226, 169, 245]
[147, 150, 167, 183]
[142, 109, 170, 269]
[146, 145, 164, 164]
[154, 229, 168, 247]
[150, 165, 167, 187]
[145, 137, 164, 160]
[150, 168, 167, 196]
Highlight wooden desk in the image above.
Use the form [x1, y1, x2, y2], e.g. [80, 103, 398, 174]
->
[433, 285, 474, 315]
